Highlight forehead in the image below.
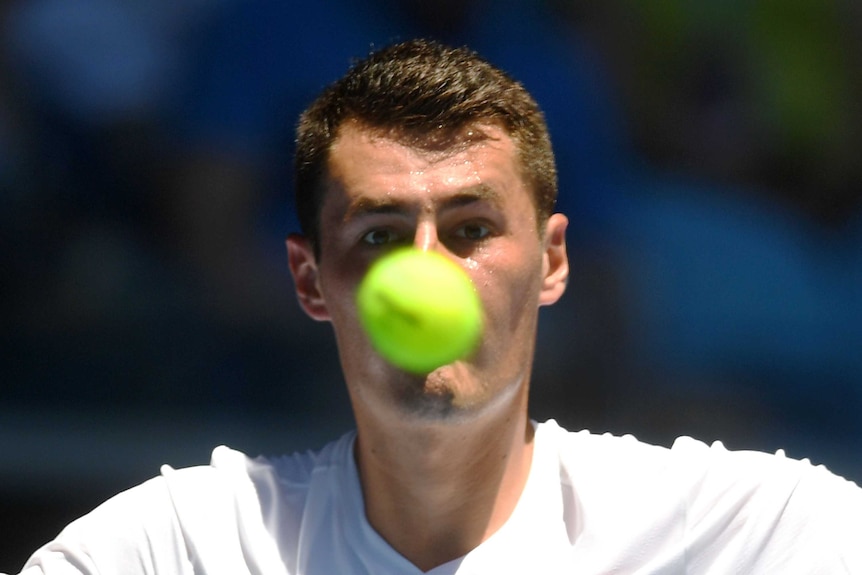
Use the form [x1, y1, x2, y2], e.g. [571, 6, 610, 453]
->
[323, 121, 527, 203]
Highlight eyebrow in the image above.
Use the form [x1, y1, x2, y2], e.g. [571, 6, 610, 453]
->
[342, 184, 504, 223]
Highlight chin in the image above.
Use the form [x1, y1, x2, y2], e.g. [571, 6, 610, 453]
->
[390, 363, 492, 422]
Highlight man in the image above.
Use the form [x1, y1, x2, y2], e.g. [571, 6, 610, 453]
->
[13, 39, 862, 574]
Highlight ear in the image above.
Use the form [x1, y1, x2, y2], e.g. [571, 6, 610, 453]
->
[539, 213, 569, 307]
[286, 234, 331, 321]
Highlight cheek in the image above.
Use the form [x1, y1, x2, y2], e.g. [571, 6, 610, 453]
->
[317, 259, 364, 329]
[471, 254, 543, 335]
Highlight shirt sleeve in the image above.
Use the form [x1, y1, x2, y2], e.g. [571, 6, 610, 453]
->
[13, 475, 191, 575]
[677, 438, 862, 573]
[781, 460, 862, 573]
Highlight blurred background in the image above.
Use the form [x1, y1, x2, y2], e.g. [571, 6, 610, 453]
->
[2, 0, 861, 570]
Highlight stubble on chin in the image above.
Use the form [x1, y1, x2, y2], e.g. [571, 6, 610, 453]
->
[390, 365, 492, 422]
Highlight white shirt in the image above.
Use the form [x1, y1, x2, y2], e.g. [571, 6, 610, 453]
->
[15, 420, 862, 574]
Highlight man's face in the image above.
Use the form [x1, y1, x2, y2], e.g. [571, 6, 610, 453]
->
[288, 121, 568, 424]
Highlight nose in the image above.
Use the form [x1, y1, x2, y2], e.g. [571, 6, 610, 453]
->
[413, 220, 440, 252]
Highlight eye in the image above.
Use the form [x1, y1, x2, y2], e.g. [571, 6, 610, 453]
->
[453, 222, 491, 241]
[361, 228, 401, 246]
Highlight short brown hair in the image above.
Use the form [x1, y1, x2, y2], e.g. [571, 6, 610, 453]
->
[294, 39, 558, 252]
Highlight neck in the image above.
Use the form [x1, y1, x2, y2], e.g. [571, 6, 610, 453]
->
[353, 392, 535, 572]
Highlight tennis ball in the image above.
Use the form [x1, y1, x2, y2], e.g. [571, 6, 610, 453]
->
[356, 248, 483, 373]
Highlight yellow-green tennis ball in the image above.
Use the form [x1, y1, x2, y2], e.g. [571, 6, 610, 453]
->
[356, 248, 483, 373]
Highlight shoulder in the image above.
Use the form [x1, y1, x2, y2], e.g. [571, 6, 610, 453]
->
[19, 472, 192, 574]
[538, 420, 862, 571]
[167, 432, 354, 502]
[536, 419, 674, 478]
[18, 434, 356, 574]
[538, 418, 860, 490]
[18, 455, 253, 574]
[668, 438, 862, 570]
[166, 435, 356, 564]
[202, 431, 355, 505]
[662, 435, 862, 517]
[541, 418, 861, 510]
